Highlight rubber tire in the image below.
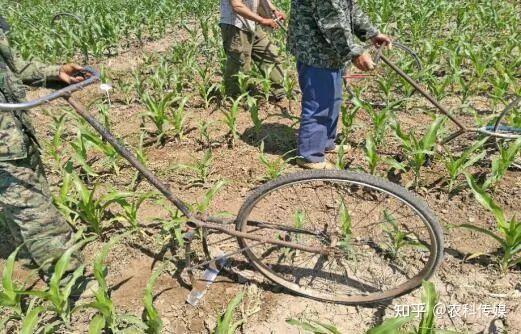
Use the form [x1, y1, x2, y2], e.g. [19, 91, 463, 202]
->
[235, 170, 444, 304]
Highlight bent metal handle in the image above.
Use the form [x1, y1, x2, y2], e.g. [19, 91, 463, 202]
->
[64, 97, 192, 218]
[379, 54, 467, 131]
[64, 98, 329, 255]
[0, 66, 100, 112]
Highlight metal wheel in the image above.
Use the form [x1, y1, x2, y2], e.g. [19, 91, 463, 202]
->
[235, 170, 443, 304]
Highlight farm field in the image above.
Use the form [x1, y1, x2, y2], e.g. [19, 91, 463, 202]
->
[0, 0, 520, 333]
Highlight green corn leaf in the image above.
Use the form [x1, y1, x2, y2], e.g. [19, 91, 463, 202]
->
[314, 321, 342, 334]
[458, 224, 505, 246]
[465, 174, 506, 227]
[94, 232, 131, 293]
[366, 315, 414, 334]
[62, 265, 86, 301]
[88, 314, 106, 334]
[118, 314, 148, 330]
[2, 247, 22, 303]
[421, 116, 445, 150]
[215, 292, 244, 334]
[286, 318, 332, 333]
[143, 266, 164, 334]
[384, 157, 407, 172]
[49, 239, 92, 298]
[20, 306, 45, 334]
[418, 281, 437, 334]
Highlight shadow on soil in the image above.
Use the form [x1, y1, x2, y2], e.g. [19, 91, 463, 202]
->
[241, 122, 297, 156]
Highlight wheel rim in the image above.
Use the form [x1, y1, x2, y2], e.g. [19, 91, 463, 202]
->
[237, 174, 442, 304]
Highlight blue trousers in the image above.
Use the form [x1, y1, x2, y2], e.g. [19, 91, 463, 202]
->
[297, 61, 343, 163]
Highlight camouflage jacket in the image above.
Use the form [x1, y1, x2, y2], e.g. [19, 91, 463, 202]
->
[0, 27, 60, 162]
[287, 0, 378, 69]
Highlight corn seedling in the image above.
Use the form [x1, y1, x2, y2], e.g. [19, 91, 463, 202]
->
[115, 78, 136, 105]
[18, 239, 92, 324]
[392, 117, 446, 188]
[222, 93, 248, 147]
[282, 68, 297, 111]
[382, 211, 428, 260]
[82, 232, 147, 332]
[95, 102, 112, 131]
[367, 281, 460, 334]
[197, 120, 217, 148]
[258, 141, 294, 181]
[131, 132, 148, 190]
[70, 130, 98, 177]
[71, 174, 134, 235]
[52, 162, 79, 225]
[169, 96, 190, 141]
[337, 199, 352, 253]
[214, 291, 244, 334]
[483, 137, 521, 189]
[193, 180, 227, 215]
[292, 209, 306, 244]
[247, 96, 263, 135]
[142, 266, 164, 334]
[366, 103, 391, 146]
[334, 140, 350, 170]
[196, 65, 219, 109]
[19, 301, 46, 334]
[80, 129, 121, 175]
[460, 175, 521, 272]
[113, 192, 156, 230]
[141, 91, 177, 143]
[175, 149, 214, 187]
[364, 135, 379, 175]
[157, 206, 187, 248]
[45, 112, 68, 167]
[443, 137, 487, 193]
[255, 65, 274, 102]
[0, 247, 23, 316]
[85, 237, 118, 332]
[234, 72, 251, 96]
[340, 103, 359, 141]
[199, 81, 219, 110]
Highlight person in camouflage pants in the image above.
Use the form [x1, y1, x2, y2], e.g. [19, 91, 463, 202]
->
[0, 16, 88, 275]
[288, 0, 391, 169]
[220, 0, 286, 99]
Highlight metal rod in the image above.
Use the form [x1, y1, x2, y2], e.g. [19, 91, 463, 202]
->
[65, 97, 192, 218]
[0, 67, 99, 111]
[192, 220, 330, 255]
[441, 129, 466, 145]
[379, 54, 467, 130]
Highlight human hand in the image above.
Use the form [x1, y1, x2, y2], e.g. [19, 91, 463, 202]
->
[351, 53, 375, 71]
[371, 33, 392, 49]
[58, 64, 90, 84]
[259, 17, 278, 29]
[273, 10, 286, 21]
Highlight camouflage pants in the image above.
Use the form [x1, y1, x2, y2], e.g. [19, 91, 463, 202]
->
[221, 24, 285, 98]
[0, 140, 78, 273]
